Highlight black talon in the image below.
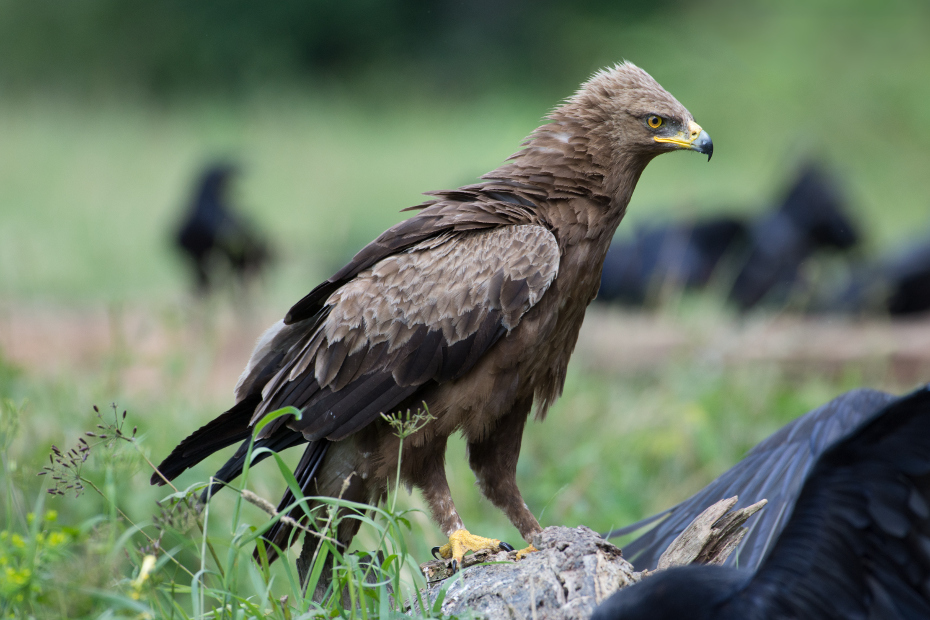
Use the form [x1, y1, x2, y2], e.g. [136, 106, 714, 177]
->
[431, 546, 443, 560]
[499, 541, 515, 552]
[451, 559, 458, 573]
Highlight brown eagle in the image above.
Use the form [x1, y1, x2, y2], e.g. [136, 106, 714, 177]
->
[152, 62, 712, 572]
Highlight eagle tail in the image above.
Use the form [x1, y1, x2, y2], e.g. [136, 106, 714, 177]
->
[194, 430, 307, 501]
[151, 393, 261, 486]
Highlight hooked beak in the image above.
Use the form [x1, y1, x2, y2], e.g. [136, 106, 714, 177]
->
[654, 120, 714, 161]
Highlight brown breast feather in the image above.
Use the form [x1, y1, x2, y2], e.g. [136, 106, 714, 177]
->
[251, 223, 559, 442]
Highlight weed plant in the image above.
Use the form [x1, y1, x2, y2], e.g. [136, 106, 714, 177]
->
[1, 399, 458, 620]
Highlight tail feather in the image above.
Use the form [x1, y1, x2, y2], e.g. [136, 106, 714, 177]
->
[200, 429, 308, 501]
[151, 393, 261, 485]
[262, 440, 331, 563]
[296, 475, 370, 597]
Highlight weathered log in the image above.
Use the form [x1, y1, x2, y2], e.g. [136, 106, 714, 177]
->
[418, 496, 765, 620]
[420, 526, 639, 620]
[656, 496, 768, 570]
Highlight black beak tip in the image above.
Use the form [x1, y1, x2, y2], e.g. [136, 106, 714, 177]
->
[702, 137, 714, 162]
[691, 129, 713, 162]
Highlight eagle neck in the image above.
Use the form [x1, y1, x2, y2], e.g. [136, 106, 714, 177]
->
[480, 118, 650, 250]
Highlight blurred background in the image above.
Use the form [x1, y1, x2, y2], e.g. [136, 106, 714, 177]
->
[1, 0, 930, 612]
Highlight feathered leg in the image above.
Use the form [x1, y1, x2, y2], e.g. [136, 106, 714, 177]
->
[404, 434, 513, 572]
[467, 398, 541, 555]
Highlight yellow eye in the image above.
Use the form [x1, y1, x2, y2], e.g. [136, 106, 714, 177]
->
[647, 115, 663, 129]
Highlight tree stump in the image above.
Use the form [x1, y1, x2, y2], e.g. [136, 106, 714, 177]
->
[418, 496, 765, 620]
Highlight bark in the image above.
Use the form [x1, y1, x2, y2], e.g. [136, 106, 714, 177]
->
[418, 496, 764, 620]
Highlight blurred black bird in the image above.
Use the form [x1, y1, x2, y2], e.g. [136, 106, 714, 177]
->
[814, 228, 930, 316]
[728, 163, 860, 310]
[597, 163, 860, 310]
[175, 163, 272, 293]
[595, 385, 930, 619]
[598, 216, 748, 305]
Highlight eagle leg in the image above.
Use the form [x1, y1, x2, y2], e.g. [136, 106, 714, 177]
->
[400, 435, 515, 571]
[467, 399, 544, 544]
[431, 529, 515, 572]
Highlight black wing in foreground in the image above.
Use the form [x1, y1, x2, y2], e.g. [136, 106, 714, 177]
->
[593, 384, 930, 620]
[606, 387, 897, 571]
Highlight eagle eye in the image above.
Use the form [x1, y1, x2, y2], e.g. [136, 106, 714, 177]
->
[647, 115, 664, 129]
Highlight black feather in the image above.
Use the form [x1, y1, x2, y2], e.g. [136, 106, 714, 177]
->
[609, 388, 897, 571]
[392, 329, 444, 387]
[262, 440, 330, 562]
[200, 429, 306, 501]
[593, 385, 930, 619]
[152, 393, 262, 485]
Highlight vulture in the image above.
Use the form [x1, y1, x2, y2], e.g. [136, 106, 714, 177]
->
[597, 162, 860, 309]
[175, 163, 272, 293]
[152, 62, 713, 574]
[814, 227, 930, 316]
[597, 215, 748, 306]
[605, 387, 900, 572]
[727, 162, 859, 310]
[592, 384, 930, 619]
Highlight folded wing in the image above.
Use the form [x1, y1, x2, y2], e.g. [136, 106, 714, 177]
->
[153, 220, 560, 522]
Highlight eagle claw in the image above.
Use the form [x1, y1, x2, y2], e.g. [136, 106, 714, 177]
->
[433, 528, 511, 572]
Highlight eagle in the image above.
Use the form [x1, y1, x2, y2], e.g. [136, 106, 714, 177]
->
[152, 62, 713, 573]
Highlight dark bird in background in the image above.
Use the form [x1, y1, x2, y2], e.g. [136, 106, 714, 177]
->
[729, 163, 860, 310]
[597, 162, 860, 310]
[151, 62, 713, 577]
[175, 163, 272, 293]
[594, 385, 930, 620]
[813, 228, 930, 316]
[597, 216, 747, 306]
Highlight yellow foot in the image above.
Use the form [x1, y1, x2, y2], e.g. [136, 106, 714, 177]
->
[431, 529, 515, 572]
[515, 544, 538, 560]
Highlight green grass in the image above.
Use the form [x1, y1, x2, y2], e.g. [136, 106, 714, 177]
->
[0, 316, 915, 617]
[2, 398, 460, 619]
[1, 0, 929, 616]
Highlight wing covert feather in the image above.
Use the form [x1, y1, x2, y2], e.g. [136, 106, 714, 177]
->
[254, 224, 560, 441]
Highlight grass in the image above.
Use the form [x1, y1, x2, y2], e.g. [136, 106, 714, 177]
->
[0, 308, 916, 617]
[1, 1, 929, 304]
[2, 397, 462, 619]
[1, 0, 929, 616]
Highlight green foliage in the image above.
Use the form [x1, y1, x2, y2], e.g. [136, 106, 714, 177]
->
[0, 508, 80, 616]
[0, 0, 668, 97]
[1, 393, 462, 619]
